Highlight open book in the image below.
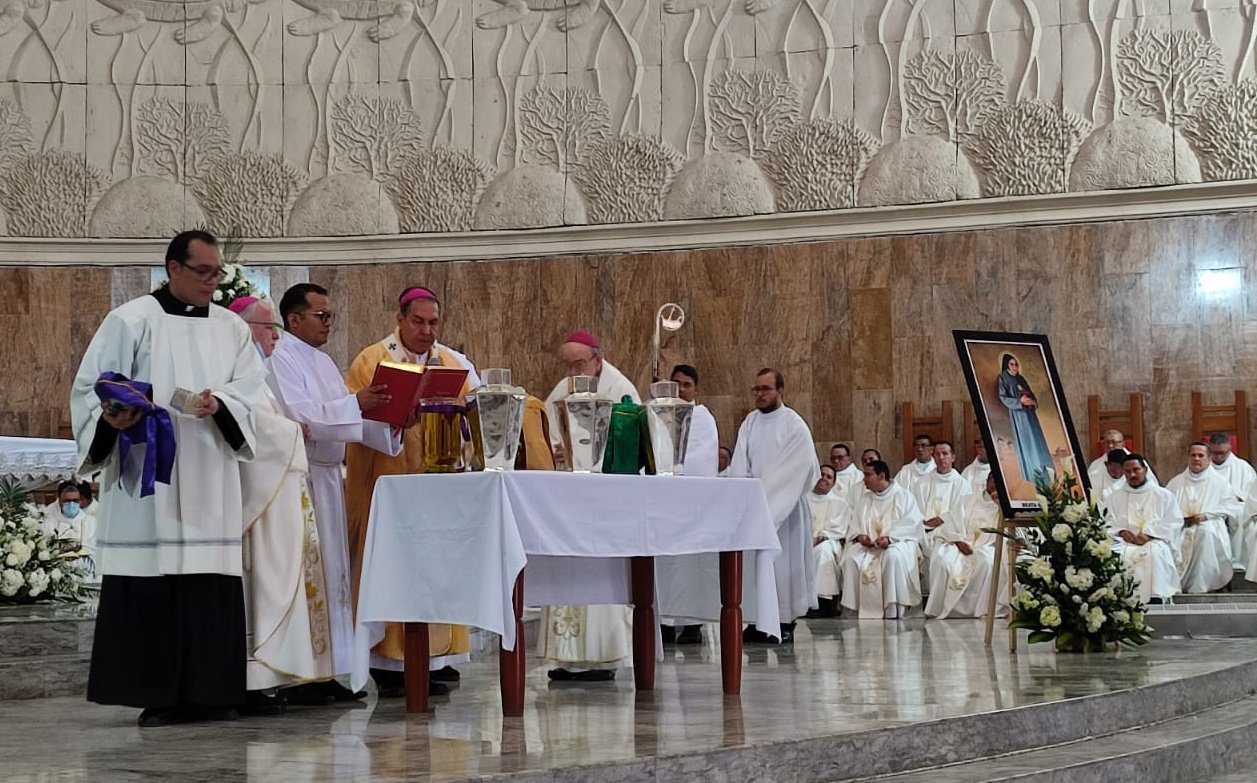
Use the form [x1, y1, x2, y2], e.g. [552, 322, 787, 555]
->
[362, 361, 469, 426]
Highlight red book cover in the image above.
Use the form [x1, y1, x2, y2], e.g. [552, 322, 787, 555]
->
[362, 362, 469, 426]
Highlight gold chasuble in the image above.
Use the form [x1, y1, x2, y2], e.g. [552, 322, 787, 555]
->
[344, 332, 475, 665]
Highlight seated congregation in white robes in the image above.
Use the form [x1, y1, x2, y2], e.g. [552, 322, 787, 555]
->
[1165, 443, 1238, 594]
[807, 465, 850, 618]
[1105, 455, 1181, 603]
[841, 461, 925, 620]
[925, 475, 1006, 620]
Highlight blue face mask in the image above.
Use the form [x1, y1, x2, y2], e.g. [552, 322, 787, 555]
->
[61, 501, 81, 519]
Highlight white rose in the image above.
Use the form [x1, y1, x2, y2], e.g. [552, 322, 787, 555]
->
[49, 568, 62, 582]
[1065, 566, 1094, 591]
[1085, 538, 1112, 559]
[1086, 606, 1105, 633]
[37, 548, 50, 561]
[1112, 610, 1130, 624]
[212, 289, 223, 302]
[1027, 557, 1054, 582]
[1052, 523, 1072, 542]
[1089, 588, 1108, 603]
[1040, 606, 1062, 627]
[0, 568, 23, 596]
[1062, 504, 1088, 524]
[4, 553, 16, 567]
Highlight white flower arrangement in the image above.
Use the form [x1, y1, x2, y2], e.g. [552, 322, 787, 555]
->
[1005, 473, 1151, 652]
[0, 481, 88, 604]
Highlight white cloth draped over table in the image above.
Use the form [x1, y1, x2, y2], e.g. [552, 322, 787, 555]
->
[808, 491, 850, 600]
[683, 403, 719, 478]
[728, 405, 820, 623]
[267, 334, 401, 676]
[656, 404, 719, 628]
[1212, 454, 1257, 568]
[1105, 482, 1182, 603]
[924, 492, 1005, 619]
[840, 484, 925, 619]
[1165, 467, 1237, 594]
[352, 472, 782, 692]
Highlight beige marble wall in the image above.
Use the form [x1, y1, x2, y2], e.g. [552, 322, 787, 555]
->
[4, 209, 1256, 477]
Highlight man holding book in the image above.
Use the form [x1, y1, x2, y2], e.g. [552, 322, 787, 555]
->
[343, 285, 480, 694]
[267, 283, 402, 700]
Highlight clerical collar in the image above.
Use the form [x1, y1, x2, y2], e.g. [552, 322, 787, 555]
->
[152, 286, 209, 317]
[1186, 468, 1212, 482]
[871, 485, 895, 498]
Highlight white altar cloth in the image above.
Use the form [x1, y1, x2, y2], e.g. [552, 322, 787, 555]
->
[352, 472, 781, 690]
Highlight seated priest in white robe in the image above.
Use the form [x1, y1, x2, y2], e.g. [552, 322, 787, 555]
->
[228, 297, 335, 700]
[1166, 443, 1238, 594]
[829, 444, 863, 497]
[960, 439, 991, 496]
[267, 283, 402, 701]
[911, 440, 970, 560]
[1208, 433, 1257, 568]
[72, 231, 269, 727]
[1087, 430, 1158, 490]
[808, 465, 850, 618]
[657, 363, 718, 645]
[43, 480, 98, 584]
[1241, 480, 1257, 580]
[841, 461, 925, 620]
[1106, 454, 1181, 604]
[925, 474, 1006, 619]
[1091, 449, 1130, 510]
[894, 434, 936, 497]
[731, 368, 820, 645]
[540, 331, 638, 680]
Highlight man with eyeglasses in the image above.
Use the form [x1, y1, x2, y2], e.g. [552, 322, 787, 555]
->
[344, 285, 480, 696]
[70, 230, 271, 726]
[829, 443, 862, 497]
[729, 369, 820, 644]
[267, 283, 403, 702]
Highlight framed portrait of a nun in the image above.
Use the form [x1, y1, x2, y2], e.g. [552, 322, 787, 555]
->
[952, 331, 1089, 517]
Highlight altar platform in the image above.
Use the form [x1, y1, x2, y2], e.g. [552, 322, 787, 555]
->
[2, 618, 1256, 782]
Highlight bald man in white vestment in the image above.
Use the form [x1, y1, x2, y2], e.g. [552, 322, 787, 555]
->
[1106, 455, 1181, 604]
[841, 461, 925, 620]
[1166, 443, 1238, 594]
[731, 368, 820, 645]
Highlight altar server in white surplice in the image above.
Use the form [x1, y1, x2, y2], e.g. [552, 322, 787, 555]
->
[841, 461, 925, 620]
[1208, 433, 1257, 568]
[72, 231, 269, 726]
[808, 465, 850, 618]
[1105, 454, 1181, 603]
[925, 474, 1005, 619]
[894, 434, 937, 497]
[267, 283, 401, 694]
[960, 439, 991, 496]
[656, 363, 719, 645]
[730, 368, 820, 645]
[912, 440, 970, 559]
[1166, 442, 1238, 594]
[540, 331, 637, 681]
[829, 443, 863, 498]
[227, 297, 335, 699]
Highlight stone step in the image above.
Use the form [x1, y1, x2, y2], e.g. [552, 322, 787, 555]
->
[0, 603, 96, 660]
[1147, 603, 1257, 638]
[848, 694, 1257, 783]
[0, 652, 91, 701]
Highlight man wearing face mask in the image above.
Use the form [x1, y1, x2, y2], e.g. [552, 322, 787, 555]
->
[44, 481, 98, 583]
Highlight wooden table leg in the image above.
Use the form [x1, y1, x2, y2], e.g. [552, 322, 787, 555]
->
[984, 517, 1005, 647]
[630, 556, 656, 691]
[1007, 536, 1018, 654]
[403, 622, 430, 713]
[718, 551, 743, 695]
[499, 571, 526, 717]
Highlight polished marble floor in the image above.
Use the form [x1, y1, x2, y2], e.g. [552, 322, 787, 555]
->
[1, 619, 1254, 783]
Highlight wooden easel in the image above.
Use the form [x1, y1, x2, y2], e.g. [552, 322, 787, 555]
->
[983, 511, 1038, 653]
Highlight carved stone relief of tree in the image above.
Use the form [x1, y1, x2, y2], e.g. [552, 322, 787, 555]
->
[518, 86, 612, 174]
[706, 69, 801, 159]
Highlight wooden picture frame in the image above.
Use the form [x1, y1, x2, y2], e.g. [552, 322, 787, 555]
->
[952, 330, 1090, 518]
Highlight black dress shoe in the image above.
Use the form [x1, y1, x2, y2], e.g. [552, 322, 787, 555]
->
[547, 668, 614, 682]
[676, 625, 703, 645]
[137, 707, 181, 728]
[742, 626, 773, 644]
[660, 625, 678, 644]
[430, 666, 461, 683]
[320, 680, 367, 702]
[282, 683, 335, 706]
[371, 667, 406, 697]
[240, 691, 286, 716]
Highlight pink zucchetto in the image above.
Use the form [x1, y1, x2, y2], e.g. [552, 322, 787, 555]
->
[227, 296, 258, 315]
[398, 286, 439, 309]
[565, 331, 601, 349]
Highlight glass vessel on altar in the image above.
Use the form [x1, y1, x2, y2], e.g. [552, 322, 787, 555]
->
[645, 380, 694, 476]
[553, 375, 612, 473]
[469, 368, 526, 471]
[419, 396, 466, 473]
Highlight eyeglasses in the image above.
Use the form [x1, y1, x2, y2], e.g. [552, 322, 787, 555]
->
[177, 261, 227, 282]
[301, 310, 335, 325]
[750, 385, 776, 393]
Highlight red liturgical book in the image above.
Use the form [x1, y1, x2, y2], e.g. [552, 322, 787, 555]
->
[362, 362, 470, 426]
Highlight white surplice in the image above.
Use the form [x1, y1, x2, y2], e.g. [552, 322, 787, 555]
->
[728, 404, 821, 622]
[71, 296, 268, 577]
[540, 363, 640, 668]
[242, 391, 333, 690]
[266, 334, 401, 676]
[894, 458, 936, 498]
[1089, 451, 1157, 492]
[1212, 454, 1257, 567]
[657, 403, 720, 627]
[808, 491, 850, 599]
[912, 469, 971, 559]
[42, 501, 98, 584]
[1166, 467, 1237, 594]
[1105, 482, 1182, 603]
[1242, 479, 1257, 579]
[960, 460, 991, 496]
[924, 492, 1005, 619]
[840, 484, 924, 619]
[831, 462, 863, 498]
